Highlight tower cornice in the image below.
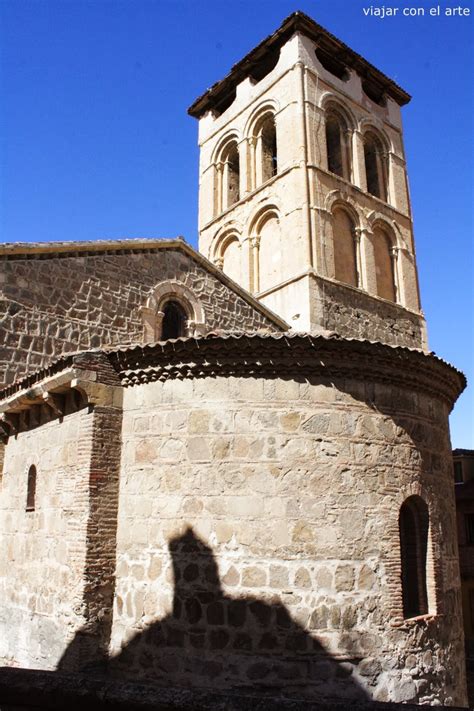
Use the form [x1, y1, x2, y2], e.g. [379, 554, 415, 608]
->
[188, 11, 411, 119]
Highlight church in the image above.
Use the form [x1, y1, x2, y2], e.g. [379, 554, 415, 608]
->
[0, 12, 467, 707]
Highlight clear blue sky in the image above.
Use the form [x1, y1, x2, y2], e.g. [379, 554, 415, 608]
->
[0, 0, 472, 446]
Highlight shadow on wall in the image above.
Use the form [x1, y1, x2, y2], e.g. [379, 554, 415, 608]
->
[58, 528, 369, 703]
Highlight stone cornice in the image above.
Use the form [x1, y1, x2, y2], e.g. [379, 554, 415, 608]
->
[110, 334, 465, 408]
[0, 334, 465, 413]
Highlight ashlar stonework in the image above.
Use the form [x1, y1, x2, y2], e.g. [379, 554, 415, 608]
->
[0, 337, 467, 705]
[0, 10, 468, 710]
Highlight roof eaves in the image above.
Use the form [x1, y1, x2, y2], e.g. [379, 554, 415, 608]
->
[0, 238, 184, 258]
[188, 11, 410, 119]
[0, 237, 288, 332]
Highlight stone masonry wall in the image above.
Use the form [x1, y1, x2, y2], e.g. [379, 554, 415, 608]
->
[0, 406, 93, 669]
[0, 246, 280, 387]
[108, 373, 466, 706]
[310, 275, 425, 348]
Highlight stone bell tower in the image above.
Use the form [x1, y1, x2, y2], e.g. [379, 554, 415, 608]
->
[188, 11, 427, 350]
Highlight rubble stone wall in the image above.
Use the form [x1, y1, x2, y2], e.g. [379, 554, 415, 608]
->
[110, 372, 466, 706]
[0, 247, 280, 387]
[0, 407, 93, 669]
[310, 275, 426, 348]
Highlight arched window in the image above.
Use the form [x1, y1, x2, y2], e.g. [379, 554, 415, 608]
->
[140, 281, 206, 343]
[26, 465, 37, 511]
[325, 110, 351, 180]
[260, 115, 277, 182]
[364, 131, 387, 201]
[161, 301, 187, 340]
[399, 496, 429, 619]
[332, 207, 358, 287]
[221, 140, 240, 210]
[373, 226, 396, 302]
[249, 110, 278, 189]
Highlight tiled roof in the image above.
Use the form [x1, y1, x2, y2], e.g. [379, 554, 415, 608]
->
[188, 11, 411, 118]
[0, 332, 465, 410]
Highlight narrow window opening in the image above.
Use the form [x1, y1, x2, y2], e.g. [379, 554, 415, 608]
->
[326, 116, 344, 177]
[399, 496, 429, 618]
[466, 514, 474, 545]
[454, 461, 463, 484]
[26, 465, 37, 512]
[161, 301, 187, 340]
[225, 143, 240, 207]
[261, 116, 277, 181]
[364, 138, 380, 197]
[364, 133, 387, 201]
[469, 590, 474, 634]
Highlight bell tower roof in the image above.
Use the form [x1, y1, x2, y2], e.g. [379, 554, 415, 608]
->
[188, 10, 411, 119]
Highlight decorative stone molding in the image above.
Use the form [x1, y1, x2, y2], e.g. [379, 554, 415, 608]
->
[106, 333, 465, 407]
[319, 92, 357, 131]
[324, 190, 362, 224]
[358, 118, 393, 152]
[244, 100, 279, 137]
[248, 204, 280, 235]
[210, 226, 242, 266]
[140, 280, 206, 342]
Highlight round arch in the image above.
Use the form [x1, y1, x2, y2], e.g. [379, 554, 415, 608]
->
[210, 223, 243, 263]
[245, 100, 279, 138]
[211, 131, 242, 165]
[248, 204, 280, 236]
[367, 212, 405, 250]
[319, 92, 357, 131]
[358, 119, 392, 153]
[324, 191, 362, 225]
[140, 280, 206, 342]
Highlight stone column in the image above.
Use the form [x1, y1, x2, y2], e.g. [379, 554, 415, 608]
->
[391, 246, 401, 305]
[352, 130, 367, 192]
[354, 227, 363, 289]
[216, 162, 223, 214]
[379, 150, 389, 202]
[251, 236, 260, 293]
[356, 227, 372, 292]
[238, 138, 248, 199]
[344, 128, 353, 182]
[246, 137, 256, 194]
